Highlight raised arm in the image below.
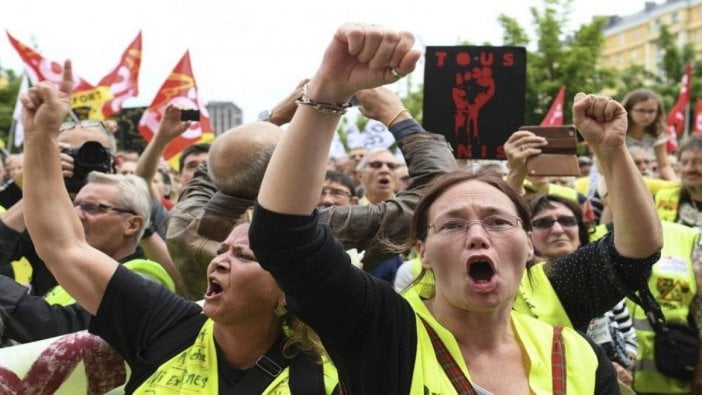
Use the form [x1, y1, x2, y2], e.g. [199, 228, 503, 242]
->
[21, 61, 115, 315]
[135, 104, 190, 198]
[257, 24, 421, 214]
[572, 93, 662, 257]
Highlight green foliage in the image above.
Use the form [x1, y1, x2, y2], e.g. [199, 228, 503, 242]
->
[338, 0, 699, 153]
[0, 70, 21, 147]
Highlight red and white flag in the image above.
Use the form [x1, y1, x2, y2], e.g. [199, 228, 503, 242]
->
[138, 51, 213, 160]
[7, 30, 142, 120]
[540, 86, 565, 126]
[666, 63, 692, 152]
[693, 98, 702, 136]
[96, 31, 142, 118]
[6, 31, 93, 91]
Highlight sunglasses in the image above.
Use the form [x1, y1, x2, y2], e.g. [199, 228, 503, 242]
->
[366, 161, 403, 170]
[531, 215, 578, 229]
[74, 201, 137, 216]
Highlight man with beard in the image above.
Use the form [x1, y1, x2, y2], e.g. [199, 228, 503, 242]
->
[655, 136, 702, 228]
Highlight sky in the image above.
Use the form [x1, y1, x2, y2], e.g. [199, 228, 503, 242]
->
[0, 0, 650, 123]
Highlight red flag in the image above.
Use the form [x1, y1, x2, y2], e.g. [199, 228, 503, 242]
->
[693, 98, 702, 136]
[6, 31, 93, 91]
[96, 31, 142, 118]
[540, 86, 565, 126]
[138, 51, 213, 160]
[667, 63, 692, 138]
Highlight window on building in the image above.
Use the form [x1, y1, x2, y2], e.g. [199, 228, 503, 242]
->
[672, 12, 679, 24]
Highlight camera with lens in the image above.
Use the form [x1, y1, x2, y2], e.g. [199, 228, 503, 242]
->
[61, 141, 113, 193]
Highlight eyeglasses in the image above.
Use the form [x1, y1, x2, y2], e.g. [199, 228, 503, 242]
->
[60, 120, 108, 133]
[429, 215, 522, 236]
[74, 201, 137, 216]
[631, 109, 657, 115]
[366, 161, 403, 170]
[531, 215, 578, 229]
[319, 188, 352, 199]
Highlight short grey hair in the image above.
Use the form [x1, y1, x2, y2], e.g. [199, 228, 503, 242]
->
[86, 172, 152, 241]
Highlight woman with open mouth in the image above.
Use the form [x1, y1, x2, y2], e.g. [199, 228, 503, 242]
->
[250, 23, 662, 394]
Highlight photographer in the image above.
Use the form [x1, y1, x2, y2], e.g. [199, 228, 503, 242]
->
[0, 120, 120, 295]
[0, 119, 181, 296]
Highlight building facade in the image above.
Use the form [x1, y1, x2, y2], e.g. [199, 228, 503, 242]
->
[602, 0, 702, 75]
[205, 101, 243, 136]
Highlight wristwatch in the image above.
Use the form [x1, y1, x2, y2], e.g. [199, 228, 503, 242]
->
[257, 110, 272, 122]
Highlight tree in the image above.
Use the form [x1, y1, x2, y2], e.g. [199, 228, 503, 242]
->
[499, 0, 618, 125]
[0, 68, 21, 147]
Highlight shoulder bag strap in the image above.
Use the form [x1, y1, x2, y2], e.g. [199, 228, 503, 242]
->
[420, 316, 569, 394]
[419, 316, 478, 395]
[551, 326, 567, 395]
[596, 240, 666, 333]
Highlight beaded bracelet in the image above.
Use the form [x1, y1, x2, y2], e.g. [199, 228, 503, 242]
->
[295, 83, 352, 116]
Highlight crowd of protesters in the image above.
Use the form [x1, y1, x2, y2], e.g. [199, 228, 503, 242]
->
[0, 22, 700, 395]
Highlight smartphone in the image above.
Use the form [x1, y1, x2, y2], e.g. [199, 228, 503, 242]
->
[519, 125, 580, 177]
[181, 109, 201, 121]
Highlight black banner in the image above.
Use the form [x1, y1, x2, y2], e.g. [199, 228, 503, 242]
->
[423, 46, 526, 160]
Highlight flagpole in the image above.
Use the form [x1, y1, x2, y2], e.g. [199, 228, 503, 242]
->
[684, 100, 691, 141]
[7, 119, 15, 154]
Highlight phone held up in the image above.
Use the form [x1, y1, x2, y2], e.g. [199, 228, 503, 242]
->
[180, 109, 201, 122]
[520, 125, 580, 177]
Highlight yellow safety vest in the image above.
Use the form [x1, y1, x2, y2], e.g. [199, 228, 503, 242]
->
[135, 319, 338, 394]
[44, 258, 175, 306]
[514, 262, 573, 328]
[577, 176, 678, 199]
[523, 180, 579, 202]
[404, 289, 598, 393]
[627, 221, 699, 393]
[409, 257, 575, 328]
[655, 186, 683, 222]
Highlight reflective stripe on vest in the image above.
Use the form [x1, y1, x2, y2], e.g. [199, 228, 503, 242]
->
[514, 262, 573, 328]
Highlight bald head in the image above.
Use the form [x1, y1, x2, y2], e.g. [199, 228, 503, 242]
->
[208, 121, 283, 200]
